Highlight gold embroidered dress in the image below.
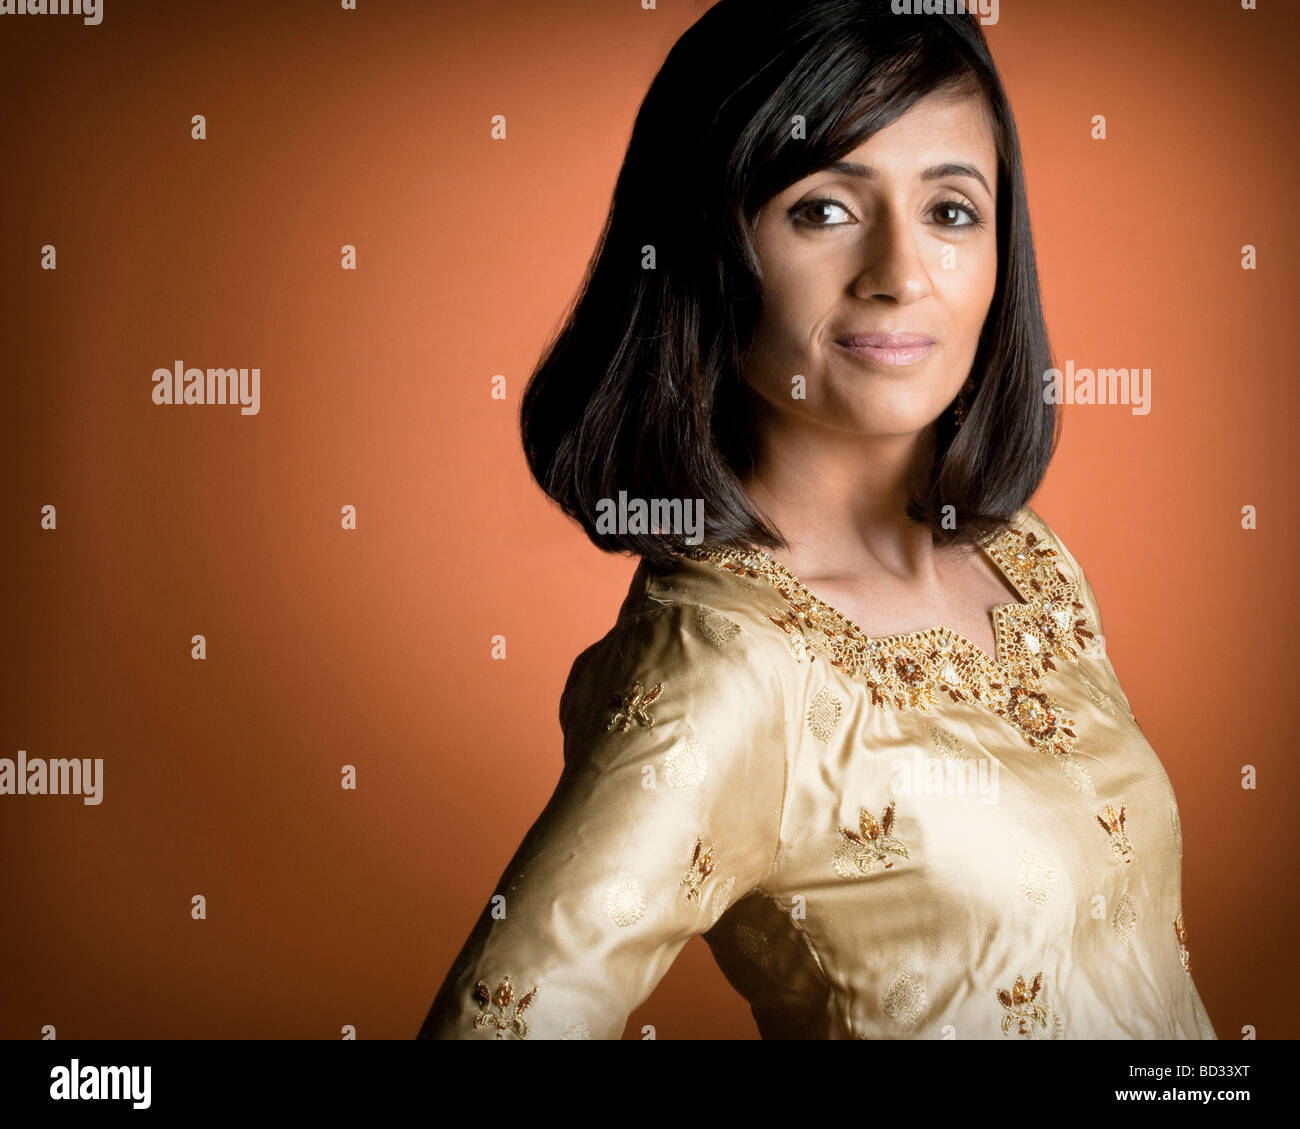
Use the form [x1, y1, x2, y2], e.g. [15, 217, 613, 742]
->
[418, 506, 1215, 1040]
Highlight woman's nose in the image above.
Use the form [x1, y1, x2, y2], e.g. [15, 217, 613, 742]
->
[850, 208, 933, 305]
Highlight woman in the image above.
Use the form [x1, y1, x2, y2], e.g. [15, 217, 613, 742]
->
[416, 0, 1215, 1039]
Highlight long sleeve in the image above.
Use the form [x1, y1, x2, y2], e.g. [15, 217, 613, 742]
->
[416, 599, 789, 1039]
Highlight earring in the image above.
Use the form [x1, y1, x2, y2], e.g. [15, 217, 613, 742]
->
[953, 384, 968, 431]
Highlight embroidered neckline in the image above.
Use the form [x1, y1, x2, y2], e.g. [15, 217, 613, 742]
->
[746, 527, 1033, 671]
[678, 512, 1100, 794]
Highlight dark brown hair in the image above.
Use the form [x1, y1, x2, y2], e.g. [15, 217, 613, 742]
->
[520, 0, 1057, 568]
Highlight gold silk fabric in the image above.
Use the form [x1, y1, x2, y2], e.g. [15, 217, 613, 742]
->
[418, 505, 1216, 1040]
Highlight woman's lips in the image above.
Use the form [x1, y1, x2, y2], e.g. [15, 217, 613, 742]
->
[835, 333, 936, 366]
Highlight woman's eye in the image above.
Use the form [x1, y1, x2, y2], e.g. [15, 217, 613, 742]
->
[932, 200, 982, 228]
[791, 198, 855, 227]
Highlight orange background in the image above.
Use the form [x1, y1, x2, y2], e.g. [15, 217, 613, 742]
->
[1, 0, 1295, 1039]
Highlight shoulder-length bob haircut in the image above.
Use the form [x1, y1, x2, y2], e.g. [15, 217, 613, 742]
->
[520, 0, 1057, 569]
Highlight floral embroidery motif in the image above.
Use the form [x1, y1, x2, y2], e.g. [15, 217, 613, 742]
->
[1112, 894, 1138, 945]
[736, 924, 776, 974]
[927, 723, 970, 763]
[806, 686, 843, 742]
[1007, 686, 1059, 740]
[607, 680, 663, 732]
[474, 976, 537, 1039]
[1173, 913, 1191, 973]
[1017, 849, 1057, 905]
[708, 875, 737, 927]
[680, 837, 717, 904]
[833, 800, 910, 876]
[683, 516, 1097, 794]
[663, 735, 709, 789]
[997, 972, 1063, 1038]
[561, 1021, 591, 1040]
[603, 872, 647, 926]
[1096, 802, 1135, 864]
[696, 605, 740, 648]
[770, 610, 813, 661]
[1079, 670, 1120, 718]
[883, 972, 927, 1030]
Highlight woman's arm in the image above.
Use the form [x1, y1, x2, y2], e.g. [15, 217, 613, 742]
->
[415, 600, 789, 1039]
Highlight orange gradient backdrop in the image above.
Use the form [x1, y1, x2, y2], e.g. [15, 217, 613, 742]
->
[1, 0, 1296, 1039]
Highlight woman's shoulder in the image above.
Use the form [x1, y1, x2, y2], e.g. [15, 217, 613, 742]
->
[556, 551, 795, 741]
[619, 547, 800, 655]
[1012, 504, 1088, 582]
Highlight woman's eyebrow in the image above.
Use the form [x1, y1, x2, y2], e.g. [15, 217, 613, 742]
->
[825, 159, 992, 196]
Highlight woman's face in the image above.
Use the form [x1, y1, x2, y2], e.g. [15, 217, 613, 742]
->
[743, 88, 999, 441]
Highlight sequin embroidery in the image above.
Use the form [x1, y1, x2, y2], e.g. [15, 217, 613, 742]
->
[1174, 913, 1191, 973]
[770, 610, 813, 662]
[683, 519, 1096, 793]
[680, 836, 717, 905]
[607, 681, 663, 732]
[996, 972, 1063, 1038]
[1096, 802, 1135, 864]
[474, 976, 537, 1039]
[833, 800, 910, 876]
